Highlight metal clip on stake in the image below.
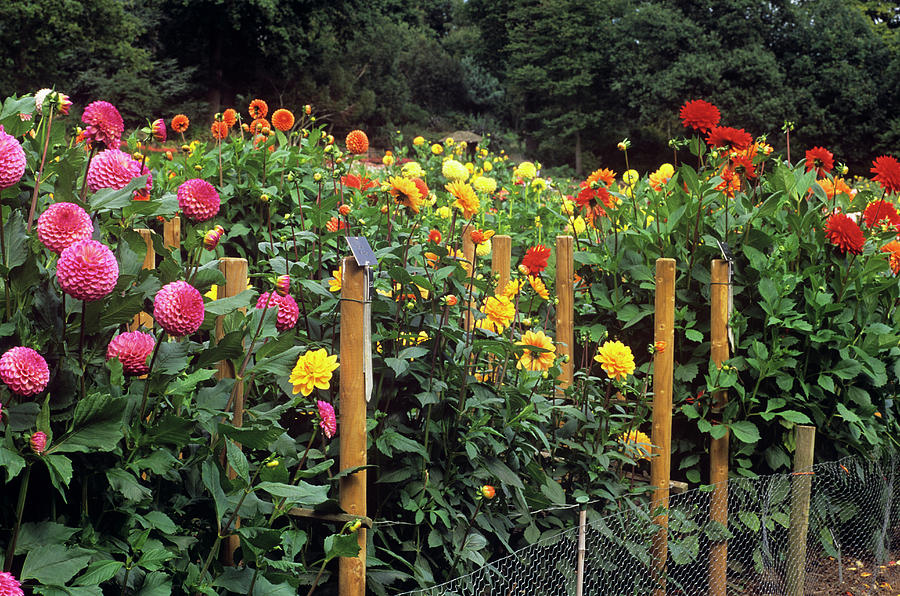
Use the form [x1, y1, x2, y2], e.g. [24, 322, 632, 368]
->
[716, 240, 736, 353]
[345, 237, 377, 402]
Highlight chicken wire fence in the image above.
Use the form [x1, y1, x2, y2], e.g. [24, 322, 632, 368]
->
[398, 455, 900, 595]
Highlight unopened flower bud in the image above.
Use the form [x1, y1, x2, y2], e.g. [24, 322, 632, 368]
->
[304, 105, 312, 115]
[214, 225, 225, 237]
[193, 164, 202, 171]
[339, 204, 351, 216]
[275, 275, 290, 297]
[266, 459, 279, 468]
[260, 194, 269, 203]
[30, 431, 47, 455]
[443, 295, 458, 306]
[203, 229, 221, 251]
[181, 144, 191, 154]
[313, 172, 323, 182]
[480, 485, 496, 499]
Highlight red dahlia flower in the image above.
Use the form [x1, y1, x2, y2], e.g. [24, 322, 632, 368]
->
[824, 213, 865, 255]
[805, 147, 834, 177]
[871, 155, 900, 195]
[862, 200, 900, 231]
[57, 239, 119, 301]
[0, 125, 26, 189]
[154, 281, 205, 336]
[248, 99, 268, 119]
[107, 331, 156, 376]
[706, 126, 753, 151]
[522, 245, 551, 276]
[86, 149, 152, 197]
[679, 99, 721, 132]
[256, 291, 300, 332]
[0, 347, 49, 397]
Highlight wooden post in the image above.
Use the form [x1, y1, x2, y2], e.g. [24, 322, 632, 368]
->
[131, 229, 155, 330]
[491, 235, 511, 293]
[340, 256, 367, 596]
[163, 216, 180, 252]
[217, 257, 248, 566]
[709, 260, 730, 595]
[576, 507, 586, 596]
[785, 425, 816, 596]
[461, 224, 475, 330]
[555, 235, 574, 392]
[650, 258, 676, 596]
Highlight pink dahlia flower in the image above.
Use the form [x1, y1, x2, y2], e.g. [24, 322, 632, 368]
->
[0, 571, 24, 596]
[0, 347, 50, 397]
[30, 431, 47, 455]
[35, 89, 71, 116]
[36, 202, 94, 254]
[86, 149, 153, 198]
[151, 118, 166, 143]
[154, 281, 205, 336]
[107, 331, 156, 376]
[0, 125, 26, 190]
[57, 239, 119, 301]
[81, 100, 124, 148]
[317, 400, 337, 439]
[256, 291, 299, 332]
[177, 179, 220, 222]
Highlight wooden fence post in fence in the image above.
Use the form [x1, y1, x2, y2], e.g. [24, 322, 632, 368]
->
[785, 425, 816, 596]
[131, 229, 155, 330]
[339, 255, 367, 596]
[491, 235, 511, 292]
[462, 225, 475, 331]
[555, 235, 574, 392]
[650, 258, 676, 596]
[163, 216, 180, 252]
[709, 259, 730, 596]
[217, 257, 248, 566]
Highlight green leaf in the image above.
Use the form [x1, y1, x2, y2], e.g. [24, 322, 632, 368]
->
[90, 176, 149, 212]
[135, 571, 172, 596]
[20, 545, 91, 585]
[323, 532, 361, 562]
[4, 210, 28, 270]
[74, 560, 124, 586]
[141, 413, 194, 447]
[832, 358, 862, 380]
[684, 329, 703, 343]
[777, 410, 812, 425]
[106, 468, 152, 502]
[739, 511, 761, 532]
[15, 522, 78, 555]
[205, 288, 257, 316]
[836, 402, 861, 424]
[668, 534, 699, 565]
[154, 341, 190, 376]
[48, 394, 125, 454]
[225, 441, 250, 483]
[220, 425, 283, 450]
[256, 481, 329, 507]
[43, 454, 73, 493]
[728, 421, 760, 444]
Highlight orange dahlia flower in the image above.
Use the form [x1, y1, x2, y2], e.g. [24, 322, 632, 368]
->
[881, 241, 900, 275]
[272, 109, 295, 132]
[210, 121, 228, 140]
[171, 114, 189, 133]
[248, 99, 268, 120]
[223, 108, 237, 128]
[346, 130, 369, 155]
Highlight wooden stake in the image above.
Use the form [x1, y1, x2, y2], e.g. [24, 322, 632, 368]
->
[785, 425, 816, 596]
[217, 257, 248, 566]
[491, 235, 511, 292]
[555, 235, 574, 392]
[163, 216, 180, 252]
[650, 258, 676, 596]
[461, 225, 475, 331]
[131, 229, 155, 330]
[709, 259, 730, 596]
[339, 256, 367, 596]
[576, 507, 587, 596]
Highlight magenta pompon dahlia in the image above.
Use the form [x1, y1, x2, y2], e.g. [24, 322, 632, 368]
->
[317, 400, 337, 439]
[30, 431, 47, 454]
[57, 239, 119, 301]
[0, 347, 50, 397]
[0, 125, 26, 190]
[177, 179, 221, 222]
[81, 100, 124, 148]
[86, 149, 153, 197]
[107, 331, 156, 376]
[154, 281, 205, 336]
[256, 291, 299, 332]
[0, 571, 24, 596]
[37, 202, 94, 254]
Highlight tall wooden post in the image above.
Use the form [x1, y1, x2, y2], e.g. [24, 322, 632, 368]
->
[163, 216, 180, 252]
[491, 235, 511, 293]
[340, 256, 367, 596]
[650, 258, 676, 596]
[131, 228, 155, 330]
[555, 235, 574, 392]
[217, 257, 248, 566]
[785, 426, 816, 596]
[709, 260, 730, 595]
[461, 225, 475, 330]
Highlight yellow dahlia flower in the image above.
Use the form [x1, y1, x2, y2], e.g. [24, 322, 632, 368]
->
[594, 340, 635, 380]
[516, 329, 556, 372]
[289, 348, 339, 396]
[442, 159, 469, 182]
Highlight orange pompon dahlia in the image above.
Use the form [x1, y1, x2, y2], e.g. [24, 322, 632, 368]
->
[805, 147, 834, 177]
[585, 167, 616, 188]
[346, 130, 369, 155]
[446, 181, 480, 219]
[516, 329, 556, 372]
[389, 176, 422, 213]
[171, 114, 189, 133]
[271, 108, 295, 132]
[824, 213, 864, 255]
[250, 117, 270, 135]
[706, 126, 752, 151]
[872, 155, 900, 195]
[248, 99, 268, 119]
[881, 241, 900, 275]
[679, 99, 721, 132]
[222, 108, 237, 128]
[210, 121, 229, 140]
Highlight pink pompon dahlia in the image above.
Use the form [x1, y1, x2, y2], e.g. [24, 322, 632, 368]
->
[81, 100, 124, 148]
[37, 202, 94, 254]
[57, 239, 119, 301]
[154, 281, 205, 336]
[151, 118, 166, 143]
[0, 347, 50, 397]
[256, 291, 299, 332]
[87, 149, 153, 198]
[107, 331, 156, 376]
[30, 431, 47, 455]
[0, 571, 24, 596]
[177, 179, 221, 222]
[0, 125, 26, 190]
[317, 400, 337, 439]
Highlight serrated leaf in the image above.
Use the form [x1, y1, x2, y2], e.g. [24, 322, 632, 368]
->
[47, 394, 125, 454]
[256, 481, 329, 506]
[225, 440, 249, 483]
[74, 560, 123, 586]
[21, 545, 91, 585]
[106, 468, 152, 502]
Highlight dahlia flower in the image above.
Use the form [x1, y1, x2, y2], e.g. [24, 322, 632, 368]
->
[272, 109, 295, 131]
[37, 202, 94, 254]
[679, 99, 721, 132]
[256, 291, 299, 332]
[203, 228, 222, 250]
[477, 295, 515, 334]
[446, 181, 480, 219]
[154, 281, 205, 337]
[275, 275, 290, 297]
[177, 179, 220, 222]
[0, 571, 24, 596]
[36, 89, 72, 115]
[223, 108, 237, 128]
[805, 147, 834, 177]
[522, 245, 551, 276]
[516, 329, 556, 372]
[389, 176, 422, 214]
[442, 159, 469, 182]
[248, 99, 268, 120]
[30, 431, 47, 455]
[706, 126, 753, 151]
[87, 149, 153, 197]
[171, 114, 189, 133]
[57, 239, 119, 301]
[862, 200, 900, 231]
[881, 241, 900, 275]
[513, 161, 537, 180]
[594, 340, 635, 381]
[289, 348, 339, 396]
[151, 118, 167, 142]
[107, 331, 156, 376]
[619, 429, 653, 461]
[872, 155, 900, 195]
[81, 100, 124, 148]
[0, 347, 50, 396]
[824, 212, 865, 255]
[317, 400, 337, 438]
[0, 125, 26, 190]
[345, 130, 369, 155]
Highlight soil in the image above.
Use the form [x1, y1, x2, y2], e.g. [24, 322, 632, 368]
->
[743, 557, 900, 595]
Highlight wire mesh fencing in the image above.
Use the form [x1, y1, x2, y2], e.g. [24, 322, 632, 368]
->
[398, 455, 900, 595]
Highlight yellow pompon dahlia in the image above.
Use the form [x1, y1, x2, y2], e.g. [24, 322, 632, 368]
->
[619, 429, 653, 461]
[446, 181, 480, 219]
[442, 159, 469, 182]
[328, 267, 342, 292]
[289, 348, 339, 396]
[516, 329, 556, 372]
[623, 169, 639, 185]
[594, 340, 635, 381]
[435, 205, 452, 219]
[472, 175, 497, 194]
[401, 161, 426, 179]
[431, 143, 443, 155]
[528, 276, 550, 300]
[477, 295, 515, 334]
[475, 238, 492, 257]
[413, 136, 426, 146]
[388, 176, 422, 213]
[514, 161, 536, 180]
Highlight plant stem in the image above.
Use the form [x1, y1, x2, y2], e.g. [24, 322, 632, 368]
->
[27, 106, 54, 232]
[305, 558, 328, 596]
[449, 500, 484, 572]
[138, 327, 166, 421]
[4, 463, 31, 571]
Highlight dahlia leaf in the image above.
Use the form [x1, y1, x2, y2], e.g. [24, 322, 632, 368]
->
[20, 544, 91, 586]
[106, 468, 152, 502]
[154, 342, 190, 376]
[728, 421, 760, 444]
[89, 176, 148, 213]
[0, 445, 25, 480]
[43, 454, 73, 493]
[256, 480, 329, 507]
[49, 394, 126, 454]
[2, 210, 27, 270]
[73, 560, 124, 586]
[225, 440, 250, 483]
[204, 288, 256, 316]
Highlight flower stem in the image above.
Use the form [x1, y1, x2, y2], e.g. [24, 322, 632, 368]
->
[449, 500, 484, 572]
[27, 106, 54, 232]
[3, 463, 31, 571]
[138, 327, 166, 421]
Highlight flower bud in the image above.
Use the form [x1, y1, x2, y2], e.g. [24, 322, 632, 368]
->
[275, 275, 290, 297]
[214, 225, 225, 237]
[313, 172, 323, 182]
[181, 144, 191, 154]
[443, 295, 458, 306]
[480, 485, 496, 499]
[193, 164, 203, 171]
[30, 431, 47, 455]
[203, 229, 221, 251]
[339, 204, 351, 216]
[260, 194, 269, 203]
[265, 459, 279, 468]
[304, 104, 312, 115]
